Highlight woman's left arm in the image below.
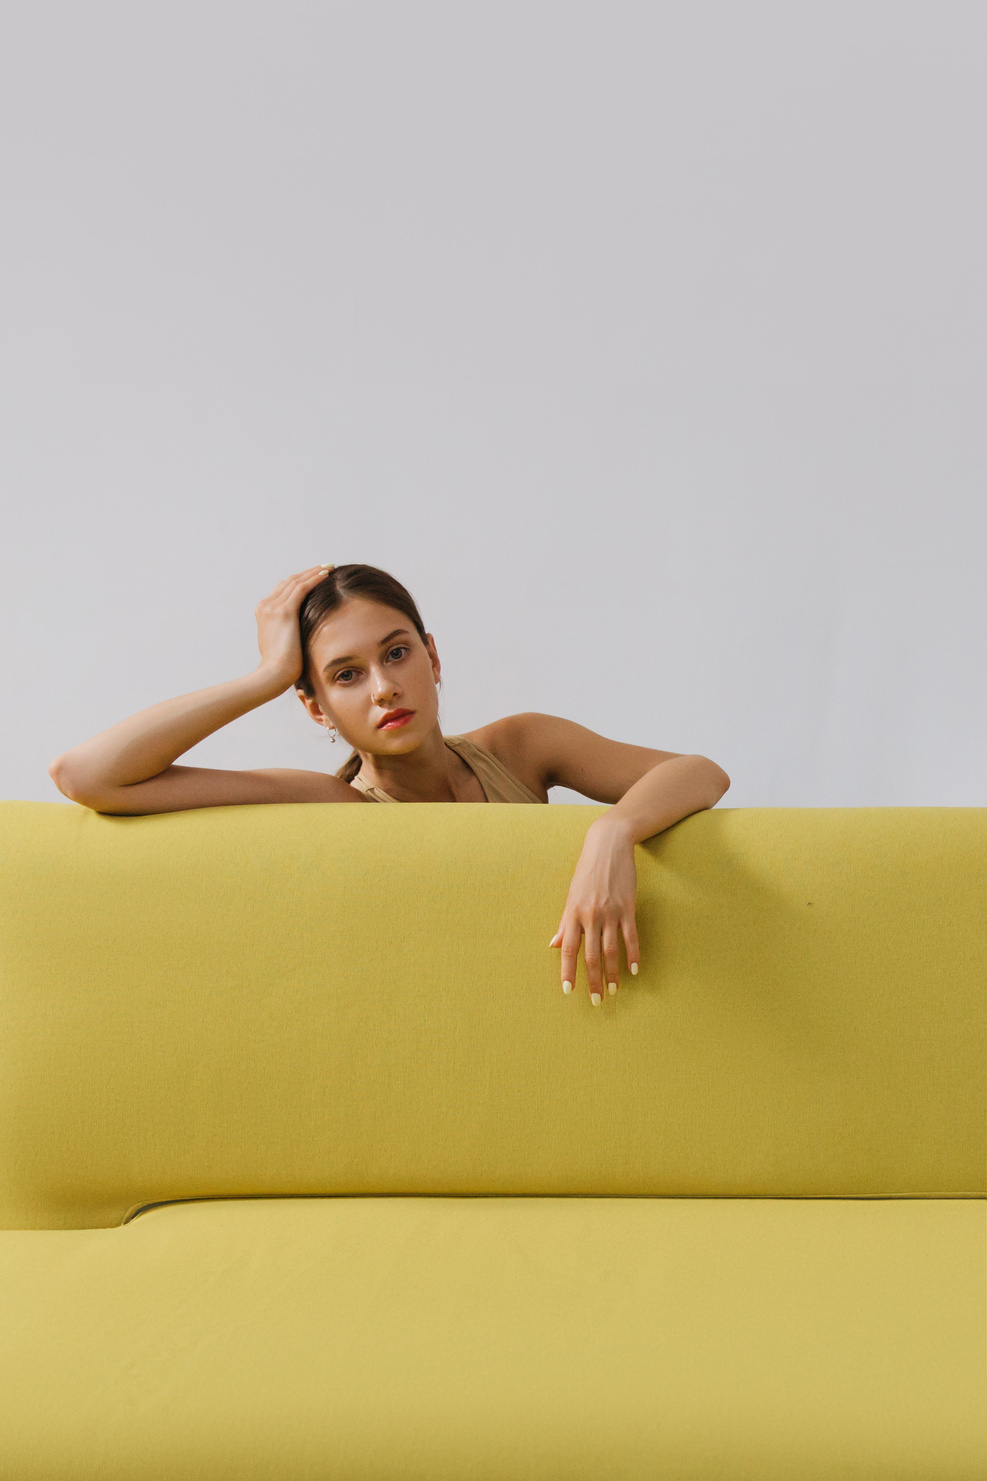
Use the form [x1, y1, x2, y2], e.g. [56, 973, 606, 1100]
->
[551, 753, 729, 1004]
[484, 714, 729, 1006]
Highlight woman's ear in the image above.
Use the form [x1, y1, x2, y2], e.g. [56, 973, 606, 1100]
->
[295, 687, 329, 727]
[425, 633, 441, 687]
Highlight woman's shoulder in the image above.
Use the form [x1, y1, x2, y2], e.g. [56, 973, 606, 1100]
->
[458, 714, 687, 804]
[457, 713, 558, 795]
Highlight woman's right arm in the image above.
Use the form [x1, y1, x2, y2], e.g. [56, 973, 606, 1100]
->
[49, 566, 362, 815]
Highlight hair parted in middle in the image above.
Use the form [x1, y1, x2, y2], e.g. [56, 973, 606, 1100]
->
[295, 563, 431, 784]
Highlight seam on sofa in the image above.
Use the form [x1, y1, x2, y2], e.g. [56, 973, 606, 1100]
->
[121, 1190, 987, 1225]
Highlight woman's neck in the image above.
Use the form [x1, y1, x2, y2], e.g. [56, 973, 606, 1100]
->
[358, 727, 474, 802]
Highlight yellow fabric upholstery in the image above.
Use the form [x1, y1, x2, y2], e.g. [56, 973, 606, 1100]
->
[0, 799, 984, 1477]
[0, 801, 984, 1229]
[0, 1196, 983, 1480]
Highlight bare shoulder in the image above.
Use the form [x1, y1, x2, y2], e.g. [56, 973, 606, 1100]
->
[462, 713, 683, 804]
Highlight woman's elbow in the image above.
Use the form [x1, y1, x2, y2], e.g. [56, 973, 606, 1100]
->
[49, 755, 101, 808]
[693, 755, 730, 806]
[49, 754, 77, 799]
[711, 761, 731, 803]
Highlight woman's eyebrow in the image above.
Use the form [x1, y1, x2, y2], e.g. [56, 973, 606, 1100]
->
[322, 629, 412, 675]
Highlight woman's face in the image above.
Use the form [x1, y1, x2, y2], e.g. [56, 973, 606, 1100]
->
[301, 598, 441, 756]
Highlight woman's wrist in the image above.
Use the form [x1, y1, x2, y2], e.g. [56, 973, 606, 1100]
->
[250, 663, 299, 701]
[586, 812, 636, 849]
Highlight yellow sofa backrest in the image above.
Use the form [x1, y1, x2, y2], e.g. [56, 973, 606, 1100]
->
[0, 801, 983, 1228]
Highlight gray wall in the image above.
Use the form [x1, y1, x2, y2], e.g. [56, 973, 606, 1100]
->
[3, 3, 984, 806]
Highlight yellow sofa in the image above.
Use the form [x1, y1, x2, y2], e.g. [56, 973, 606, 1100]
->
[0, 799, 983, 1479]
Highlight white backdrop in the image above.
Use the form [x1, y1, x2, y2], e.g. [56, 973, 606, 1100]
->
[2, 3, 985, 807]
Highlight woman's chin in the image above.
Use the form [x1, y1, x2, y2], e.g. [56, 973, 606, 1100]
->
[361, 707, 438, 755]
[369, 726, 423, 754]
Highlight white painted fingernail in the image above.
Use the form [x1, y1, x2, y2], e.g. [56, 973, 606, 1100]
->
[630, 963, 639, 976]
[563, 981, 573, 994]
[607, 982, 617, 995]
[590, 992, 602, 1006]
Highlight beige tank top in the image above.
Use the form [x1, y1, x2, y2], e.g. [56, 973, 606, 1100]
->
[348, 734, 544, 804]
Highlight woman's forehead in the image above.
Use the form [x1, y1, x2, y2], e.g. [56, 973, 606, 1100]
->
[311, 600, 418, 662]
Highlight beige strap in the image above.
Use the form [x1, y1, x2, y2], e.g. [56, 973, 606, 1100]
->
[346, 736, 544, 805]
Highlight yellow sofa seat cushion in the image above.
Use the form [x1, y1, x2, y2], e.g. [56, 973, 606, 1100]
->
[0, 1195, 983, 1480]
[0, 802, 984, 1227]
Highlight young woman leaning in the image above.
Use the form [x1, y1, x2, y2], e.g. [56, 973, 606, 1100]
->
[50, 563, 730, 1005]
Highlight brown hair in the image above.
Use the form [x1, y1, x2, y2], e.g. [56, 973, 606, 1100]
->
[295, 564, 430, 784]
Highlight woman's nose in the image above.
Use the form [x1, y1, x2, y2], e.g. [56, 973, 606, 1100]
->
[371, 669, 399, 705]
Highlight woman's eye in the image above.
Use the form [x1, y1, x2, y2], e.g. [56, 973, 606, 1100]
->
[335, 670, 356, 683]
[387, 647, 408, 661]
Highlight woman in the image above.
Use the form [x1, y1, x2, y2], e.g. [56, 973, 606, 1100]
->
[50, 563, 730, 1005]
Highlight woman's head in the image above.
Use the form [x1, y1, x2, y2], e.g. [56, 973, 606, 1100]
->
[294, 564, 440, 780]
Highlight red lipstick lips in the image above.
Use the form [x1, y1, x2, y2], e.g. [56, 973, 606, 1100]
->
[377, 709, 414, 730]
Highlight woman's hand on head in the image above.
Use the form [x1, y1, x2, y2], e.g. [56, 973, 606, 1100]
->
[255, 567, 331, 688]
[550, 816, 641, 1005]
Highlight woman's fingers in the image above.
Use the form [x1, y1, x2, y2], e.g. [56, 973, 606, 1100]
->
[264, 567, 330, 606]
[582, 918, 604, 1005]
[559, 919, 582, 996]
[279, 567, 332, 607]
[553, 911, 637, 1004]
[602, 920, 620, 995]
[621, 913, 641, 978]
[265, 566, 322, 597]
